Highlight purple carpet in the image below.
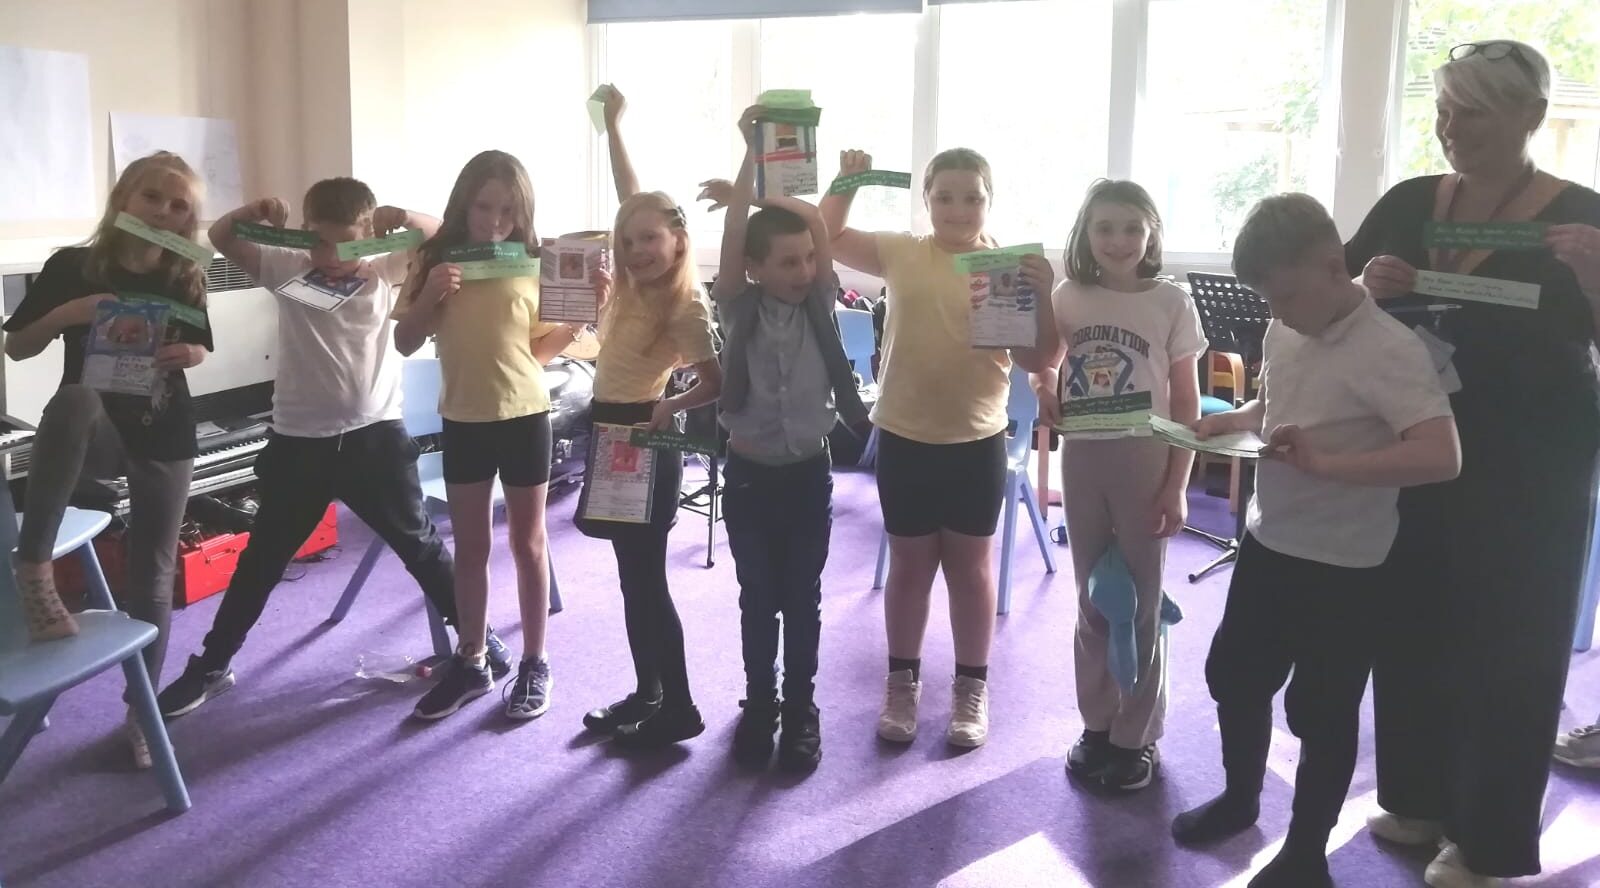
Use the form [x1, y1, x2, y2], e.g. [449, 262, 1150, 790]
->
[3, 468, 1597, 888]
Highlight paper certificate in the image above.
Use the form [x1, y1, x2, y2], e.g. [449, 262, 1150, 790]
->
[539, 232, 609, 323]
[1149, 415, 1266, 459]
[233, 221, 320, 250]
[959, 244, 1043, 349]
[82, 300, 169, 396]
[1423, 221, 1547, 251]
[335, 228, 423, 261]
[1413, 270, 1540, 310]
[753, 91, 822, 199]
[579, 423, 657, 524]
[1056, 390, 1153, 436]
[276, 270, 366, 312]
[444, 242, 541, 281]
[113, 212, 212, 265]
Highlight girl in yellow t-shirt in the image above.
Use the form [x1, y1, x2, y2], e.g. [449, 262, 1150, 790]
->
[575, 85, 722, 749]
[394, 150, 604, 722]
[819, 147, 1056, 749]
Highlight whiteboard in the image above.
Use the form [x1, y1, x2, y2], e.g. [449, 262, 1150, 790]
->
[0, 45, 95, 222]
[110, 112, 245, 214]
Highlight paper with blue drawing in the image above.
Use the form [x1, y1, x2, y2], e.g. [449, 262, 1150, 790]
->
[960, 243, 1043, 350]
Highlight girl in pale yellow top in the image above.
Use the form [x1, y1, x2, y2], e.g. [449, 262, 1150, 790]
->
[394, 150, 607, 722]
[575, 86, 722, 749]
[819, 147, 1057, 748]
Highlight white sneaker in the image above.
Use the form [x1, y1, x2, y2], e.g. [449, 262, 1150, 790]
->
[1554, 722, 1600, 768]
[1367, 811, 1445, 846]
[877, 669, 921, 743]
[1424, 843, 1504, 888]
[947, 675, 989, 748]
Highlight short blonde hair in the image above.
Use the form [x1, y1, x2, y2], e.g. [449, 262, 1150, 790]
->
[1232, 193, 1341, 287]
[1436, 40, 1551, 114]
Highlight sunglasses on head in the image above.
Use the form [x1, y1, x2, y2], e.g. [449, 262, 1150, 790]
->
[1449, 41, 1540, 89]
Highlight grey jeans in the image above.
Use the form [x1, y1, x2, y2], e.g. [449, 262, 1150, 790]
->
[17, 385, 192, 694]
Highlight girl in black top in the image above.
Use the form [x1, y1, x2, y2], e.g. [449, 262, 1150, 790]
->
[1344, 40, 1600, 882]
[4, 151, 213, 768]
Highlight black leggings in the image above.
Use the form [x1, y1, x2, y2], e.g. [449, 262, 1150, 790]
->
[589, 400, 691, 706]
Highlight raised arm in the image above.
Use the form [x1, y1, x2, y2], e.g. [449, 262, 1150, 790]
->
[601, 85, 641, 202]
[817, 149, 885, 276]
[702, 106, 762, 303]
[208, 198, 289, 281]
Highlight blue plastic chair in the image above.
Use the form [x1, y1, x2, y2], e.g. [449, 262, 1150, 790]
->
[328, 357, 562, 656]
[872, 365, 1057, 614]
[0, 495, 191, 840]
[1575, 469, 1600, 652]
[836, 306, 881, 468]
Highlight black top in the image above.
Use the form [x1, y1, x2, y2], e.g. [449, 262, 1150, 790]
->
[3, 247, 214, 461]
[1345, 175, 1600, 428]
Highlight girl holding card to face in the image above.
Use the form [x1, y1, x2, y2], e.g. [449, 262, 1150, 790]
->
[3, 151, 213, 768]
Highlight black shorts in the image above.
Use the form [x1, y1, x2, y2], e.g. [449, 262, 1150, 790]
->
[876, 429, 1007, 538]
[441, 413, 552, 487]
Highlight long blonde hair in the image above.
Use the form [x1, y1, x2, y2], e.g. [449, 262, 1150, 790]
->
[601, 191, 699, 336]
[83, 151, 207, 306]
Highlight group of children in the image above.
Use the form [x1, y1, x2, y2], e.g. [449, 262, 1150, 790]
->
[10, 85, 1474, 885]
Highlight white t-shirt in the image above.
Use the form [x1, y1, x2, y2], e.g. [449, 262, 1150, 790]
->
[256, 246, 411, 438]
[1247, 294, 1453, 568]
[1052, 279, 1207, 438]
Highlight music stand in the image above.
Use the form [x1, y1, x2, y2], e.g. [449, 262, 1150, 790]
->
[1183, 272, 1271, 582]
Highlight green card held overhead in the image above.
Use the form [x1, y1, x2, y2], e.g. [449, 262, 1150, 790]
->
[233, 221, 320, 250]
[827, 170, 913, 195]
[629, 427, 718, 456]
[113, 212, 213, 266]
[588, 85, 613, 133]
[445, 241, 540, 280]
[117, 291, 208, 331]
[336, 228, 424, 261]
[755, 88, 822, 126]
[757, 89, 813, 109]
[953, 243, 1045, 274]
[1423, 221, 1548, 251]
[1148, 415, 1266, 459]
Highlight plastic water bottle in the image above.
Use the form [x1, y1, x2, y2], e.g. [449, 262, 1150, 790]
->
[355, 651, 417, 683]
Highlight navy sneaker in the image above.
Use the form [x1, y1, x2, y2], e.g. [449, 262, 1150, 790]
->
[157, 655, 236, 719]
[484, 629, 513, 680]
[504, 657, 553, 720]
[412, 654, 492, 720]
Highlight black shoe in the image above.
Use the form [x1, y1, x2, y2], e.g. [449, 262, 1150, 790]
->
[503, 657, 552, 720]
[1066, 729, 1112, 778]
[613, 703, 705, 749]
[1172, 792, 1262, 846]
[583, 693, 662, 734]
[732, 697, 780, 768]
[1247, 845, 1332, 888]
[778, 701, 822, 773]
[412, 655, 493, 720]
[157, 655, 236, 719]
[484, 629, 513, 680]
[1098, 743, 1160, 792]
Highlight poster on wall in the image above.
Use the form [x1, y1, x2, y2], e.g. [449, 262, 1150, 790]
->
[110, 112, 245, 213]
[0, 45, 95, 222]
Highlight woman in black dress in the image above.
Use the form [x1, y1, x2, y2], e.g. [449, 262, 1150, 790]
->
[1344, 40, 1600, 886]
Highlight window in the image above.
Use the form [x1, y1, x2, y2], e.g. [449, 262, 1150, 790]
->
[597, 20, 739, 247]
[937, 1, 1113, 246]
[1396, 0, 1600, 189]
[760, 13, 919, 232]
[1138, 0, 1333, 254]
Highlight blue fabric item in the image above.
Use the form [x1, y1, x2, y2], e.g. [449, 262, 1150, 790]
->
[1200, 395, 1234, 417]
[1089, 542, 1184, 693]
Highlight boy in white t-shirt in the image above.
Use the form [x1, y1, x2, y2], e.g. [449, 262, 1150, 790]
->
[1170, 194, 1461, 888]
[157, 179, 513, 719]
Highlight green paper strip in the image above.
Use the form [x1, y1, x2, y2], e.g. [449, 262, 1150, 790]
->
[827, 170, 913, 195]
[588, 85, 612, 133]
[234, 221, 320, 250]
[118, 291, 208, 331]
[336, 228, 424, 261]
[444, 242, 528, 263]
[953, 243, 1045, 274]
[758, 106, 822, 127]
[1423, 221, 1548, 250]
[629, 428, 718, 456]
[113, 212, 213, 265]
[757, 89, 813, 109]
